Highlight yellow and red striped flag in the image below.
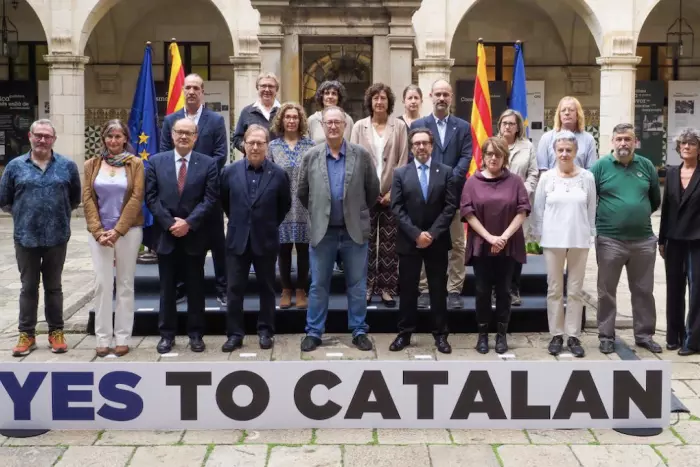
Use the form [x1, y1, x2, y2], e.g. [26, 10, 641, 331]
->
[166, 42, 185, 115]
[468, 42, 493, 177]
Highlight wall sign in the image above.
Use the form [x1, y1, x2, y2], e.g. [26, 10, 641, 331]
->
[667, 81, 700, 166]
[0, 81, 36, 166]
[635, 81, 665, 168]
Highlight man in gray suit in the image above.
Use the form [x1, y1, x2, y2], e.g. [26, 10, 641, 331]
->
[298, 106, 380, 352]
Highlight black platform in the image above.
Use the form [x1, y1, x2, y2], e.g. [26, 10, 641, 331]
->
[88, 254, 572, 335]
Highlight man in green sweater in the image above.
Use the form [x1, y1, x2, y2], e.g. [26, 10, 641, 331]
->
[590, 123, 662, 355]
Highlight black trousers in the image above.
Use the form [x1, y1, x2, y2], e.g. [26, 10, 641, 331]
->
[397, 249, 449, 337]
[665, 239, 700, 350]
[176, 209, 227, 296]
[472, 255, 515, 325]
[15, 242, 67, 336]
[511, 262, 522, 291]
[279, 243, 309, 290]
[226, 242, 276, 337]
[158, 247, 206, 339]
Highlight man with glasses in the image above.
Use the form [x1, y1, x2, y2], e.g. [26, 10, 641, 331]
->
[146, 118, 219, 354]
[297, 106, 380, 352]
[233, 72, 281, 156]
[0, 119, 81, 356]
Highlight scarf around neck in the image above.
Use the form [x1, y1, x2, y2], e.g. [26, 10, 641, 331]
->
[102, 150, 133, 167]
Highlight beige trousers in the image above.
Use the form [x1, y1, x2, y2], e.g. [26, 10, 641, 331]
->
[419, 212, 466, 294]
[543, 247, 589, 337]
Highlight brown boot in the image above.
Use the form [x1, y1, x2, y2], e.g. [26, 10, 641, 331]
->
[296, 289, 308, 309]
[115, 345, 129, 357]
[280, 289, 293, 309]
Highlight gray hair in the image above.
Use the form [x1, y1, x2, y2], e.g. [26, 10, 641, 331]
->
[172, 118, 198, 133]
[552, 130, 579, 151]
[30, 119, 56, 136]
[256, 71, 279, 90]
[244, 124, 270, 143]
[321, 105, 346, 120]
[675, 127, 700, 154]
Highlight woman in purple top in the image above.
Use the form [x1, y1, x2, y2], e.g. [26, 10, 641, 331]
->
[460, 136, 530, 354]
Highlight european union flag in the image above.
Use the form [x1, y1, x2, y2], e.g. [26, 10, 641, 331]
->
[127, 43, 159, 229]
[509, 42, 528, 137]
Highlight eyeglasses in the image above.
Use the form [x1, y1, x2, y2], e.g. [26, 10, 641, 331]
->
[323, 121, 344, 128]
[412, 141, 432, 147]
[31, 133, 55, 141]
[284, 115, 300, 121]
[245, 141, 267, 148]
[259, 84, 276, 90]
[173, 130, 196, 137]
[484, 152, 503, 159]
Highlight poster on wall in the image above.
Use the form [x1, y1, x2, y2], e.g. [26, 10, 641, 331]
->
[667, 81, 700, 166]
[38, 80, 50, 120]
[526, 80, 545, 150]
[455, 80, 508, 135]
[0, 81, 36, 166]
[635, 81, 665, 168]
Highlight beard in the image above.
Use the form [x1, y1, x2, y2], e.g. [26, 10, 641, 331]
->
[616, 148, 632, 158]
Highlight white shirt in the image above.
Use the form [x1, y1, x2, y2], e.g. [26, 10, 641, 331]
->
[371, 126, 385, 180]
[414, 157, 432, 185]
[253, 99, 281, 121]
[174, 151, 192, 173]
[185, 105, 203, 125]
[531, 169, 597, 249]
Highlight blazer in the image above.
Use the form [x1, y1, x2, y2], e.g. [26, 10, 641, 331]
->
[391, 161, 457, 255]
[659, 163, 700, 244]
[508, 138, 539, 196]
[410, 114, 473, 191]
[298, 141, 381, 247]
[350, 116, 409, 195]
[145, 150, 219, 255]
[220, 159, 291, 256]
[83, 155, 145, 240]
[160, 107, 228, 171]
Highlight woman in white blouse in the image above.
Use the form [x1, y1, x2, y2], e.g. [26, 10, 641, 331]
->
[532, 131, 596, 358]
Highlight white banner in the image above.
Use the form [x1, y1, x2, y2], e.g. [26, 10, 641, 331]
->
[203, 81, 230, 163]
[667, 81, 700, 165]
[526, 80, 545, 150]
[0, 360, 670, 430]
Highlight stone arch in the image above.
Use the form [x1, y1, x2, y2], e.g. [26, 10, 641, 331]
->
[636, 0, 700, 45]
[20, 0, 51, 48]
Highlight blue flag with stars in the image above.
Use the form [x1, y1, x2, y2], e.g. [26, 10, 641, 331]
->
[127, 43, 159, 228]
[509, 42, 529, 138]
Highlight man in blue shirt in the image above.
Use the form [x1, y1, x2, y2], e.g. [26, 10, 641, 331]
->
[0, 119, 81, 357]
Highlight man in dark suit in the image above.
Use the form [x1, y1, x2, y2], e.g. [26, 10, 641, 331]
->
[390, 128, 456, 354]
[410, 79, 472, 310]
[146, 118, 219, 354]
[219, 124, 291, 351]
[160, 73, 228, 306]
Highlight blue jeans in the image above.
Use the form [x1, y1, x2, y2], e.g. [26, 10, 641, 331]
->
[305, 227, 369, 338]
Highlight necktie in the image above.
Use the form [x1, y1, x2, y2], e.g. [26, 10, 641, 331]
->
[419, 164, 428, 201]
[177, 158, 187, 195]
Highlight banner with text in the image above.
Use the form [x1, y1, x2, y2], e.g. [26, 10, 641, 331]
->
[667, 81, 700, 166]
[635, 81, 665, 168]
[0, 361, 670, 430]
[0, 81, 36, 166]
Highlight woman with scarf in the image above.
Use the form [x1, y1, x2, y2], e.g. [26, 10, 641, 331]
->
[83, 119, 145, 358]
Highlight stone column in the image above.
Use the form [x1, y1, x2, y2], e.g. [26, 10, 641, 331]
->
[250, 1, 287, 97]
[43, 53, 90, 173]
[281, 33, 300, 103]
[230, 37, 262, 160]
[414, 40, 454, 116]
[385, 2, 421, 117]
[596, 37, 641, 155]
[259, 35, 283, 86]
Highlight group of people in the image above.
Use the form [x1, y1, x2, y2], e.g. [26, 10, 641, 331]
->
[1, 70, 699, 361]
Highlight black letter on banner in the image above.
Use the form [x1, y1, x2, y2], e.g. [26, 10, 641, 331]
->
[553, 370, 609, 419]
[165, 372, 212, 421]
[613, 370, 662, 419]
[403, 371, 449, 419]
[511, 371, 550, 420]
[451, 371, 506, 420]
[216, 371, 270, 421]
[294, 370, 342, 420]
[345, 371, 400, 419]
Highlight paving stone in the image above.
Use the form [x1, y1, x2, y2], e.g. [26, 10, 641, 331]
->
[671, 363, 700, 380]
[160, 348, 232, 362]
[0, 434, 6, 445]
[228, 335, 274, 360]
[344, 445, 431, 467]
[96, 348, 160, 362]
[451, 429, 529, 444]
[683, 380, 700, 396]
[314, 429, 373, 444]
[0, 352, 23, 361]
[672, 380, 697, 398]
[300, 334, 378, 360]
[3, 430, 99, 446]
[181, 430, 244, 444]
[511, 347, 558, 361]
[671, 420, 700, 444]
[658, 350, 700, 363]
[498, 445, 579, 466]
[270, 334, 304, 361]
[375, 344, 436, 361]
[205, 445, 268, 467]
[377, 429, 451, 444]
[21, 349, 96, 362]
[137, 336, 190, 349]
[428, 445, 500, 466]
[435, 348, 503, 361]
[0, 447, 64, 466]
[570, 445, 664, 467]
[267, 445, 341, 467]
[244, 429, 312, 444]
[97, 430, 183, 446]
[74, 335, 144, 350]
[129, 445, 207, 467]
[526, 429, 596, 444]
[657, 445, 700, 466]
[55, 446, 135, 467]
[680, 398, 700, 417]
[593, 428, 681, 445]
[628, 347, 662, 361]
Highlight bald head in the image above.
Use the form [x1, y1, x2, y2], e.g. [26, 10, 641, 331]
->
[430, 79, 453, 118]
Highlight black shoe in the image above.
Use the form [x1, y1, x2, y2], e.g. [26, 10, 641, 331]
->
[599, 340, 615, 354]
[353, 334, 373, 351]
[678, 346, 698, 356]
[217, 294, 227, 307]
[495, 322, 508, 354]
[222, 336, 243, 352]
[301, 335, 322, 352]
[259, 335, 273, 350]
[389, 334, 410, 352]
[476, 324, 489, 354]
[448, 293, 463, 310]
[417, 293, 430, 309]
[636, 340, 663, 353]
[381, 294, 397, 308]
[189, 336, 205, 352]
[567, 337, 585, 358]
[175, 285, 186, 304]
[548, 336, 564, 355]
[435, 336, 452, 354]
[156, 337, 174, 354]
[667, 343, 681, 351]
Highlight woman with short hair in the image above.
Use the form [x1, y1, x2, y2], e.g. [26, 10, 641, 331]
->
[307, 80, 354, 144]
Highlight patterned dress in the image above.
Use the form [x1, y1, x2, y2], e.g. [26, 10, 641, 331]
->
[269, 137, 315, 244]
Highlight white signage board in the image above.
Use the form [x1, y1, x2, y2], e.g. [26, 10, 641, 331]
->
[667, 81, 700, 165]
[0, 360, 670, 430]
[526, 80, 545, 150]
[203, 81, 230, 163]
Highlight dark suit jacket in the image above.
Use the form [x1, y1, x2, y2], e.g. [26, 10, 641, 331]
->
[220, 159, 291, 256]
[391, 160, 457, 255]
[160, 107, 228, 171]
[660, 163, 700, 244]
[145, 150, 219, 255]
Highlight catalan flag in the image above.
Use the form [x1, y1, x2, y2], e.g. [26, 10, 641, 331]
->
[509, 42, 528, 137]
[166, 41, 185, 115]
[468, 42, 493, 177]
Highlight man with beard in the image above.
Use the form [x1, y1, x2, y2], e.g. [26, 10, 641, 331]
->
[590, 123, 662, 355]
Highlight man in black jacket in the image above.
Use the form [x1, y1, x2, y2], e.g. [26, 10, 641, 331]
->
[232, 72, 281, 156]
